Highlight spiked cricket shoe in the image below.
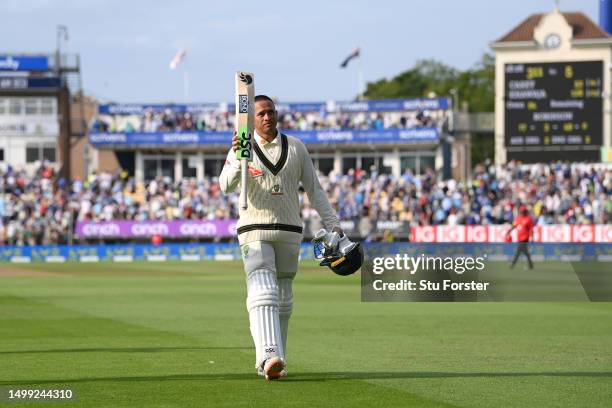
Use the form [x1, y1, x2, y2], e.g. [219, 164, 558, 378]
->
[263, 357, 285, 380]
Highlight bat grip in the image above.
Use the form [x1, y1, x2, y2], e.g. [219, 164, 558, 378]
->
[240, 159, 248, 210]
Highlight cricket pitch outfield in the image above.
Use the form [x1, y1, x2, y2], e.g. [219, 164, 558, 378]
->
[1, 261, 611, 407]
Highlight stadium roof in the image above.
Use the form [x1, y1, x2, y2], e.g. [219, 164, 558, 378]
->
[495, 11, 610, 42]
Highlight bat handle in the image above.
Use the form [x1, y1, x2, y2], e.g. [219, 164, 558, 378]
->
[240, 159, 248, 210]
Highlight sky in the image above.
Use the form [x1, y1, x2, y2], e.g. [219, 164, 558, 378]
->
[0, 0, 600, 103]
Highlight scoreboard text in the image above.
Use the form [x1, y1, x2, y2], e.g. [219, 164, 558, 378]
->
[504, 61, 603, 162]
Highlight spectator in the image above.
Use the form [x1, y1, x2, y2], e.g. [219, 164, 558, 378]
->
[91, 106, 448, 133]
[0, 161, 610, 246]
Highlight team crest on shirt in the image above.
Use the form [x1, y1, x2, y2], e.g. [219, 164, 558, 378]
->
[271, 183, 283, 196]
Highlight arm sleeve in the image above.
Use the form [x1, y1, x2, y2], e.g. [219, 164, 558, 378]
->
[299, 142, 340, 230]
[219, 148, 241, 194]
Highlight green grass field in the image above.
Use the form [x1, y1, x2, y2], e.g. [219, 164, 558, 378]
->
[1, 260, 611, 407]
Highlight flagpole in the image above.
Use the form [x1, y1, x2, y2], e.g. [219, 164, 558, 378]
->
[339, 47, 364, 100]
[357, 50, 364, 101]
[183, 69, 189, 102]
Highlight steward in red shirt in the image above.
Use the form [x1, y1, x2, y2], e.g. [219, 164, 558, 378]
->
[506, 205, 534, 269]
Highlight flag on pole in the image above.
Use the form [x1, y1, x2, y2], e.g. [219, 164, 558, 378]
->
[339, 47, 360, 68]
[169, 49, 187, 70]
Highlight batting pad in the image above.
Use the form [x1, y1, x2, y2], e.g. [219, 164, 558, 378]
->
[278, 277, 294, 356]
[247, 268, 284, 366]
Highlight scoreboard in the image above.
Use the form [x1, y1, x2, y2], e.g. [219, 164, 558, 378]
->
[504, 61, 603, 162]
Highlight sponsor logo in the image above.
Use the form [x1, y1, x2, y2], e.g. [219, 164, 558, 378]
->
[108, 104, 146, 115]
[178, 223, 217, 237]
[542, 225, 570, 242]
[376, 221, 402, 230]
[90, 133, 128, 144]
[403, 99, 442, 110]
[271, 184, 283, 196]
[411, 226, 436, 242]
[241, 245, 249, 259]
[316, 131, 353, 142]
[466, 226, 488, 242]
[409, 225, 610, 243]
[240, 129, 252, 141]
[596, 225, 612, 243]
[238, 94, 249, 113]
[162, 133, 199, 143]
[398, 129, 437, 140]
[489, 225, 512, 242]
[131, 223, 169, 236]
[336, 102, 369, 111]
[248, 165, 263, 177]
[239, 73, 253, 85]
[437, 226, 466, 242]
[572, 225, 595, 243]
[82, 223, 121, 237]
[239, 131, 252, 158]
[0, 56, 19, 70]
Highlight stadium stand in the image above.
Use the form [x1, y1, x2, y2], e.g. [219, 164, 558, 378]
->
[0, 160, 609, 245]
[91, 105, 444, 133]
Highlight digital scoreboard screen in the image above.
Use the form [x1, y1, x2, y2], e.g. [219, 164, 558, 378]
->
[504, 61, 603, 162]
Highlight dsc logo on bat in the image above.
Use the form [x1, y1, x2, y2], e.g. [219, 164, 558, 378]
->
[239, 131, 252, 158]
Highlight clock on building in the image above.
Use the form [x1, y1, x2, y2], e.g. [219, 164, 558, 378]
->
[544, 33, 561, 49]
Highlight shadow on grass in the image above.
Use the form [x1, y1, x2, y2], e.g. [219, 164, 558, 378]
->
[0, 346, 251, 355]
[2, 371, 611, 385]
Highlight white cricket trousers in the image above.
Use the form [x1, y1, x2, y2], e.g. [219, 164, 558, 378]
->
[241, 240, 300, 369]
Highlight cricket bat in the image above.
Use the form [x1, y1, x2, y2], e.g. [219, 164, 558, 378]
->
[235, 71, 255, 210]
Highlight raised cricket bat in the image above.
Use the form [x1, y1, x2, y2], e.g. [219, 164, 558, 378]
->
[235, 71, 255, 210]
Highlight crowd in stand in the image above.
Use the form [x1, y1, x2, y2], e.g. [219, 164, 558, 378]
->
[312, 161, 611, 227]
[0, 164, 73, 246]
[91, 110, 235, 133]
[90, 108, 444, 133]
[0, 161, 610, 245]
[276, 110, 440, 130]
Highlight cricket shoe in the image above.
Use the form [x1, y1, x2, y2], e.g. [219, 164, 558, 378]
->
[262, 357, 285, 380]
[257, 365, 288, 379]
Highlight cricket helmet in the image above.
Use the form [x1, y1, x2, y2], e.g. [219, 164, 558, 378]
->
[313, 230, 364, 276]
[319, 241, 364, 276]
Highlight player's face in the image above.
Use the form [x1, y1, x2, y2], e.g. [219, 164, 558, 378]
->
[254, 100, 278, 136]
